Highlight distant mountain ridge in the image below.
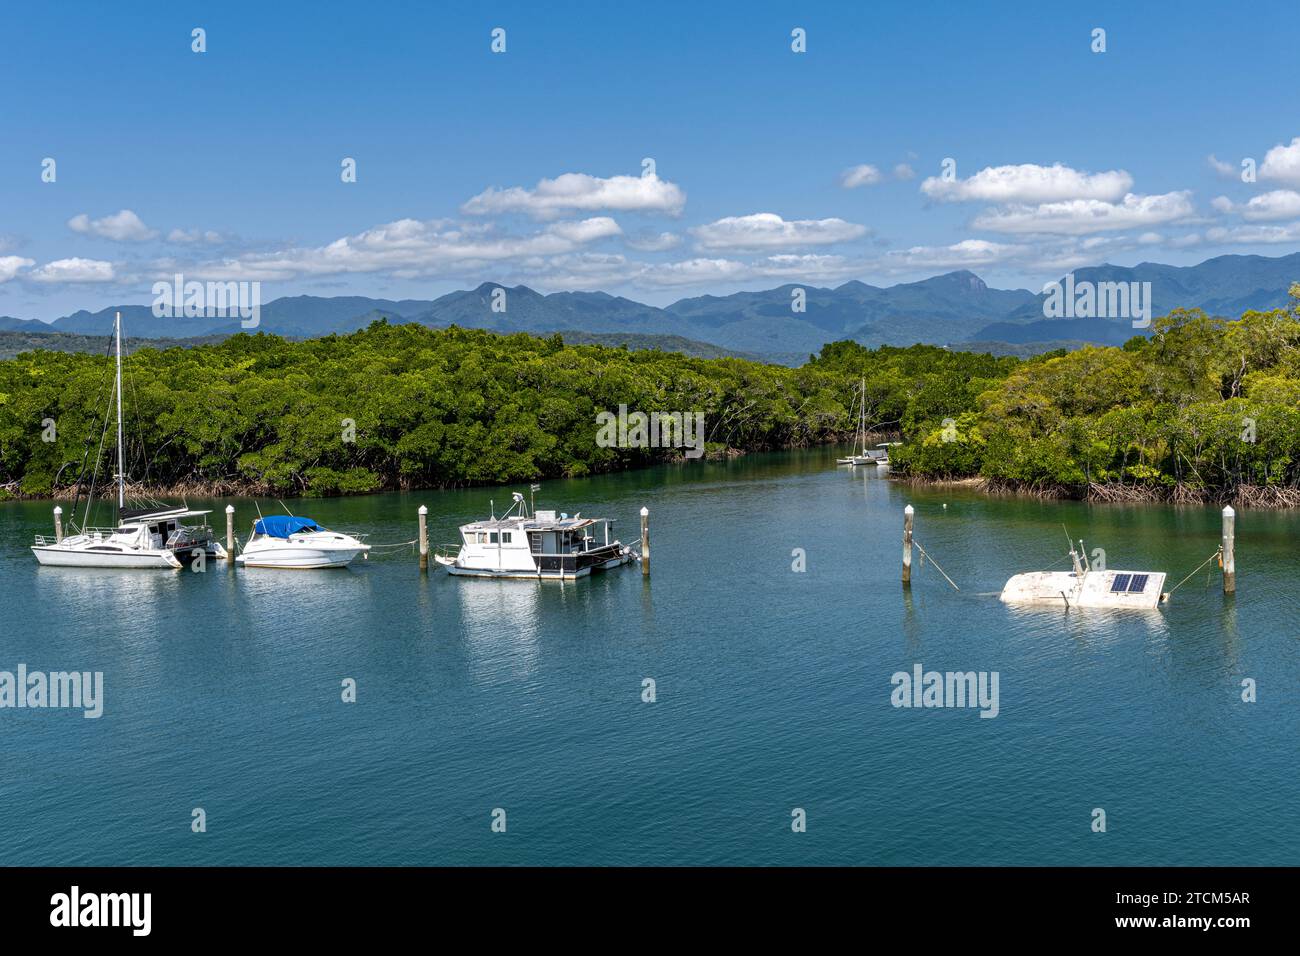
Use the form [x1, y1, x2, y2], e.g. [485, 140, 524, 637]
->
[7, 251, 1299, 355]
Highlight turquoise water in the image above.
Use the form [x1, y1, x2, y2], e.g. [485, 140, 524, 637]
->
[1, 449, 1296, 865]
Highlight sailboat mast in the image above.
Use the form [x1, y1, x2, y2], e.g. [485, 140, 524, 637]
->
[859, 375, 866, 453]
[115, 311, 124, 512]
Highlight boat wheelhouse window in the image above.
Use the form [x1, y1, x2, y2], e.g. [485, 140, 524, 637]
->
[501, 532, 511, 543]
[489, 532, 499, 544]
[1127, 574, 1149, 593]
[1110, 574, 1132, 593]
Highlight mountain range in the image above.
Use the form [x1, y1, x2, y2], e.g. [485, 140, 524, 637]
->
[4, 251, 1298, 360]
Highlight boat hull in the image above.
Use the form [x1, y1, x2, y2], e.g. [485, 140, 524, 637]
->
[437, 551, 635, 580]
[1000, 570, 1167, 609]
[32, 545, 182, 569]
[236, 547, 366, 569]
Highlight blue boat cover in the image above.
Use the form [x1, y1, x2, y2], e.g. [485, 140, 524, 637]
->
[254, 515, 321, 538]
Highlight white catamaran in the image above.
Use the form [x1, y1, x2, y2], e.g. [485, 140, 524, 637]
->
[31, 312, 226, 570]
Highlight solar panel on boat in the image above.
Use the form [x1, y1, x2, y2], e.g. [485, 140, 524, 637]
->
[1110, 574, 1132, 592]
[1127, 574, 1149, 593]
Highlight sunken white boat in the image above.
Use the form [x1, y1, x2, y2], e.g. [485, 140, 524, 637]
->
[435, 492, 637, 579]
[1000, 537, 1166, 609]
[31, 312, 225, 570]
[235, 515, 370, 569]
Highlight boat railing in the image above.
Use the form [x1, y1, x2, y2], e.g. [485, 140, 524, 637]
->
[435, 542, 461, 560]
[167, 524, 216, 547]
[33, 526, 120, 546]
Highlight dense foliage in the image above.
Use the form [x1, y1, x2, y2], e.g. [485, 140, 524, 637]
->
[0, 323, 858, 497]
[4, 300, 1299, 504]
[889, 301, 1300, 502]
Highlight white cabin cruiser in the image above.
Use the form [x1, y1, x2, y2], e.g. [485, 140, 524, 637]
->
[1000, 537, 1167, 609]
[31, 313, 226, 570]
[235, 515, 370, 569]
[435, 492, 637, 579]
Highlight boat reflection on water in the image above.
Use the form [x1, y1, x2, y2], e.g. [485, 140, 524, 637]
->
[449, 577, 545, 679]
[34, 564, 185, 607]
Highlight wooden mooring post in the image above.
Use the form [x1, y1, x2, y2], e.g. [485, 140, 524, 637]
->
[53, 506, 63, 543]
[1222, 505, 1235, 595]
[225, 504, 235, 561]
[902, 504, 914, 587]
[640, 506, 650, 576]
[418, 505, 429, 571]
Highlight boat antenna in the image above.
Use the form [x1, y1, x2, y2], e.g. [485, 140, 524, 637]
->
[114, 311, 125, 516]
[277, 498, 294, 516]
[1063, 525, 1084, 576]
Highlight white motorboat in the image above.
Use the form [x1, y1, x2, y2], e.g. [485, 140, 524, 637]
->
[235, 515, 370, 569]
[31, 312, 226, 570]
[1000, 535, 1167, 609]
[435, 491, 637, 580]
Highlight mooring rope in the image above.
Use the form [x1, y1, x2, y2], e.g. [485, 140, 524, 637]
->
[366, 539, 419, 554]
[1166, 547, 1224, 595]
[913, 540, 961, 591]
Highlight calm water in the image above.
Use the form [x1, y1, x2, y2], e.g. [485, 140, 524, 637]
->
[1, 449, 1297, 866]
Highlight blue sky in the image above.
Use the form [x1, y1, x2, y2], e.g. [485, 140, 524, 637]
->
[3, 0, 1300, 320]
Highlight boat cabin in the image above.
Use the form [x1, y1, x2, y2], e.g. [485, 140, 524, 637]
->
[441, 496, 635, 579]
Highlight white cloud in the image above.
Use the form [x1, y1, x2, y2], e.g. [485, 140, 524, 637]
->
[1207, 154, 1238, 178]
[689, 213, 868, 251]
[461, 172, 685, 219]
[1213, 189, 1300, 222]
[921, 163, 1134, 203]
[0, 256, 35, 282]
[840, 164, 883, 188]
[893, 163, 916, 181]
[185, 216, 622, 282]
[624, 231, 681, 252]
[168, 228, 227, 244]
[636, 258, 751, 286]
[970, 191, 1195, 235]
[28, 258, 116, 283]
[1206, 221, 1300, 244]
[1259, 137, 1300, 185]
[884, 239, 1021, 270]
[67, 209, 157, 242]
[543, 217, 622, 243]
